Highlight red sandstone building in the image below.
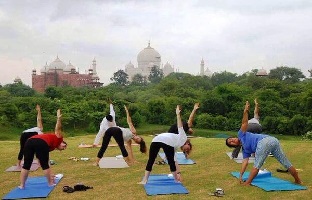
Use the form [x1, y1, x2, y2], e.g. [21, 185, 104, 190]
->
[32, 56, 103, 92]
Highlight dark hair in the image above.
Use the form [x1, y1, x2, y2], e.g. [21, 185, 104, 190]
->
[225, 137, 240, 148]
[105, 114, 113, 122]
[181, 139, 192, 156]
[138, 137, 147, 153]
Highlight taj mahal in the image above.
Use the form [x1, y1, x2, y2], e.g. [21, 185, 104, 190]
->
[125, 42, 212, 81]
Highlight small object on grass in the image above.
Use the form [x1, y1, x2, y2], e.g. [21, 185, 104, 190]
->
[209, 188, 225, 197]
[276, 168, 288, 173]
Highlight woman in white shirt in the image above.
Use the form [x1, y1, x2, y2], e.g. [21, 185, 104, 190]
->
[93, 105, 147, 166]
[138, 105, 187, 184]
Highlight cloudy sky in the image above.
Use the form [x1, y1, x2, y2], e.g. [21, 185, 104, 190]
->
[0, 0, 311, 86]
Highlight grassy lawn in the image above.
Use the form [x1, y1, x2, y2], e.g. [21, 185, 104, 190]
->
[0, 130, 311, 200]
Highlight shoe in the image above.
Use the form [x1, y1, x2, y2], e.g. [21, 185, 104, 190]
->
[63, 186, 75, 193]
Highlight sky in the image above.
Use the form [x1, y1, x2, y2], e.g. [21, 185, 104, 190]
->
[0, 0, 312, 86]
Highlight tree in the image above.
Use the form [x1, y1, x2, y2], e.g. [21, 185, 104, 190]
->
[3, 83, 35, 97]
[211, 71, 238, 86]
[268, 66, 305, 83]
[110, 70, 129, 86]
[45, 86, 62, 99]
[131, 74, 147, 86]
[148, 65, 164, 83]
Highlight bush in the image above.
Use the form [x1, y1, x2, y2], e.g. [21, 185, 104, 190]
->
[302, 131, 312, 140]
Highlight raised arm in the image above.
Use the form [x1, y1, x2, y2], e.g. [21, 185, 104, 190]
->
[36, 104, 43, 131]
[177, 105, 182, 128]
[187, 102, 200, 128]
[254, 98, 259, 119]
[109, 99, 116, 122]
[240, 101, 250, 132]
[124, 105, 136, 135]
[55, 109, 62, 138]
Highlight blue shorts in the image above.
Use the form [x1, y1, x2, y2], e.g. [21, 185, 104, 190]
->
[254, 136, 292, 169]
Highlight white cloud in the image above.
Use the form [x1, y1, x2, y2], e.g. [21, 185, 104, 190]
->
[0, 0, 311, 86]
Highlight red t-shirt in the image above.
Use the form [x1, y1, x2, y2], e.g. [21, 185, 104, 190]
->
[31, 133, 63, 151]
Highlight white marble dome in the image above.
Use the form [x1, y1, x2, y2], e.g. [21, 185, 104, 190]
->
[137, 42, 161, 64]
[256, 68, 268, 76]
[125, 61, 135, 70]
[49, 56, 66, 71]
[64, 61, 75, 72]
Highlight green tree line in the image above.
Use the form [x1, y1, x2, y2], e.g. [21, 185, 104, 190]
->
[0, 66, 311, 137]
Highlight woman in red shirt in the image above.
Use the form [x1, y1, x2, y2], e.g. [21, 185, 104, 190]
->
[19, 109, 67, 189]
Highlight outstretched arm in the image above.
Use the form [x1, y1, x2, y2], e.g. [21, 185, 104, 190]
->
[177, 105, 182, 128]
[55, 109, 62, 138]
[124, 105, 137, 135]
[125, 140, 134, 164]
[109, 99, 116, 122]
[187, 103, 200, 128]
[36, 104, 43, 131]
[254, 98, 260, 119]
[239, 158, 249, 184]
[240, 101, 250, 133]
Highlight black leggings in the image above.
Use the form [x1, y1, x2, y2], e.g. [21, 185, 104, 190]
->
[97, 127, 128, 158]
[23, 138, 50, 170]
[145, 142, 176, 172]
[18, 131, 38, 160]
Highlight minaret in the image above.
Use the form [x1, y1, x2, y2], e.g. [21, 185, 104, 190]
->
[92, 58, 97, 75]
[200, 58, 205, 76]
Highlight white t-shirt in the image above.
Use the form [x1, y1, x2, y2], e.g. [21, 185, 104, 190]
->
[120, 127, 133, 142]
[152, 127, 187, 149]
[94, 104, 116, 145]
[23, 127, 43, 134]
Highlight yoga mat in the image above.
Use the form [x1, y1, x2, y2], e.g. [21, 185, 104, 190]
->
[144, 174, 189, 196]
[6, 160, 40, 172]
[99, 157, 129, 168]
[159, 152, 195, 165]
[226, 152, 255, 163]
[2, 174, 63, 200]
[231, 170, 307, 191]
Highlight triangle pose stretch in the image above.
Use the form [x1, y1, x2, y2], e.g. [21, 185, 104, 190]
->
[225, 101, 302, 185]
[93, 100, 147, 166]
[138, 105, 187, 184]
[19, 109, 67, 189]
[168, 103, 199, 159]
[232, 99, 262, 159]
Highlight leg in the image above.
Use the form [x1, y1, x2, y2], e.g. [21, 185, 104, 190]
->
[19, 139, 36, 188]
[94, 129, 113, 166]
[19, 168, 29, 189]
[271, 138, 302, 184]
[163, 145, 177, 181]
[35, 139, 52, 186]
[18, 132, 38, 166]
[43, 168, 55, 186]
[139, 142, 161, 184]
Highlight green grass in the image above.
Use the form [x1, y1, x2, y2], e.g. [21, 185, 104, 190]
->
[0, 132, 311, 200]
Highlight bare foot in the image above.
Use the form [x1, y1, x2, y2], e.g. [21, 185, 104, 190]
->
[93, 162, 99, 166]
[137, 180, 147, 184]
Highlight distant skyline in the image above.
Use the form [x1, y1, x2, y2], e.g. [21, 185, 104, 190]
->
[1, 0, 312, 86]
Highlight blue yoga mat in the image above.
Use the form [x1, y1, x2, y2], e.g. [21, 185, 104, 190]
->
[2, 174, 63, 200]
[159, 152, 195, 165]
[144, 174, 189, 196]
[231, 170, 306, 191]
